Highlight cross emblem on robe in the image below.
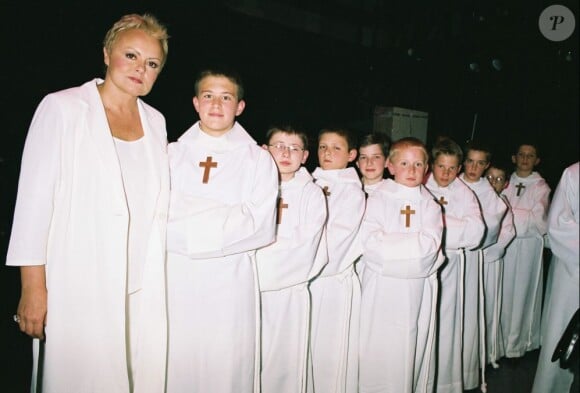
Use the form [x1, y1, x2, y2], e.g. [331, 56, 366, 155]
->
[400, 205, 416, 228]
[515, 182, 525, 196]
[277, 198, 288, 225]
[199, 156, 218, 184]
[323, 186, 331, 197]
[438, 196, 448, 206]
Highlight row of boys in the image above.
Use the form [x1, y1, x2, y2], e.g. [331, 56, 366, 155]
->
[165, 69, 551, 393]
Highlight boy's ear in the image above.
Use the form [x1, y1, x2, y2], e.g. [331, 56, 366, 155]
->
[193, 96, 200, 112]
[301, 150, 309, 164]
[503, 180, 510, 191]
[261, 144, 269, 151]
[348, 148, 357, 163]
[511, 155, 517, 164]
[534, 157, 541, 166]
[386, 158, 395, 175]
[235, 99, 246, 116]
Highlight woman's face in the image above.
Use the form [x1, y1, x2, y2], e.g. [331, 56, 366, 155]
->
[103, 28, 164, 98]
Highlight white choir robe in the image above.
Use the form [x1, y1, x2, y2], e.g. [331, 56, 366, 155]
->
[359, 179, 445, 393]
[6, 79, 169, 393]
[502, 171, 550, 357]
[532, 162, 579, 393]
[460, 174, 508, 390]
[425, 176, 485, 393]
[482, 195, 515, 367]
[257, 167, 328, 393]
[166, 121, 278, 393]
[308, 167, 365, 393]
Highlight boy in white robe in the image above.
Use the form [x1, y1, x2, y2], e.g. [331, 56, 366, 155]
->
[460, 141, 509, 391]
[257, 126, 328, 393]
[359, 137, 445, 393]
[502, 142, 550, 358]
[424, 138, 485, 393]
[483, 163, 516, 367]
[356, 133, 391, 197]
[308, 127, 365, 393]
[166, 69, 278, 393]
[531, 161, 579, 393]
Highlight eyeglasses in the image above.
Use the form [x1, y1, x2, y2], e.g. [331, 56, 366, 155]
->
[268, 142, 304, 154]
[486, 175, 506, 183]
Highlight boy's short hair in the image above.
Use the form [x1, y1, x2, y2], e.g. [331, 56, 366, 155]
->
[359, 133, 391, 156]
[513, 139, 540, 157]
[194, 67, 245, 100]
[318, 126, 357, 151]
[389, 137, 428, 162]
[487, 158, 512, 176]
[431, 137, 463, 163]
[266, 125, 309, 150]
[464, 140, 492, 163]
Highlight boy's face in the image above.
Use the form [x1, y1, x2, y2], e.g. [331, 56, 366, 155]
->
[386, 146, 428, 187]
[318, 132, 357, 170]
[265, 132, 308, 181]
[463, 150, 490, 183]
[486, 167, 508, 194]
[512, 145, 539, 175]
[193, 75, 245, 136]
[431, 154, 461, 188]
[356, 144, 387, 185]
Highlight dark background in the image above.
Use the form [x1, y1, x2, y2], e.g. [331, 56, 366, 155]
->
[1, 0, 578, 390]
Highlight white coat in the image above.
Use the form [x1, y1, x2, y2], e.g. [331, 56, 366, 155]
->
[308, 167, 365, 393]
[257, 167, 328, 393]
[532, 162, 579, 393]
[166, 121, 278, 393]
[460, 174, 508, 390]
[359, 179, 445, 393]
[425, 175, 485, 393]
[502, 171, 550, 357]
[6, 79, 170, 393]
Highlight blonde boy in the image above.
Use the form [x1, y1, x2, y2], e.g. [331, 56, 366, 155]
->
[459, 141, 508, 390]
[359, 137, 444, 393]
[257, 126, 328, 393]
[482, 162, 516, 367]
[502, 142, 550, 358]
[425, 138, 485, 393]
[356, 133, 391, 196]
[308, 127, 365, 393]
[166, 69, 278, 392]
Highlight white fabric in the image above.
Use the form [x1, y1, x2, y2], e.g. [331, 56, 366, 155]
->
[359, 179, 445, 393]
[257, 167, 328, 393]
[6, 79, 169, 393]
[425, 176, 485, 393]
[460, 174, 508, 390]
[502, 171, 550, 357]
[482, 195, 516, 367]
[308, 167, 365, 393]
[363, 179, 383, 197]
[166, 121, 278, 393]
[532, 162, 579, 393]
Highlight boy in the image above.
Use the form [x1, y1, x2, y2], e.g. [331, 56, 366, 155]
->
[308, 127, 365, 393]
[356, 133, 391, 196]
[424, 138, 485, 393]
[532, 161, 579, 393]
[359, 137, 445, 393]
[166, 69, 279, 392]
[483, 162, 516, 368]
[257, 125, 328, 393]
[501, 142, 550, 358]
[459, 141, 509, 391]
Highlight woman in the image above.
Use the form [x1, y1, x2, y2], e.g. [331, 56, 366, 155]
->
[7, 14, 170, 393]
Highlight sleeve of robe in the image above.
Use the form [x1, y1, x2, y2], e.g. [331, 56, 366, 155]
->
[325, 183, 366, 274]
[479, 191, 509, 249]
[547, 163, 579, 266]
[361, 192, 444, 279]
[7, 95, 62, 266]
[257, 183, 328, 291]
[483, 204, 516, 262]
[167, 150, 278, 259]
[444, 186, 485, 250]
[512, 179, 551, 237]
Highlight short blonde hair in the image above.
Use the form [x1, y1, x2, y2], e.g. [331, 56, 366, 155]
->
[388, 137, 428, 163]
[103, 14, 169, 69]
